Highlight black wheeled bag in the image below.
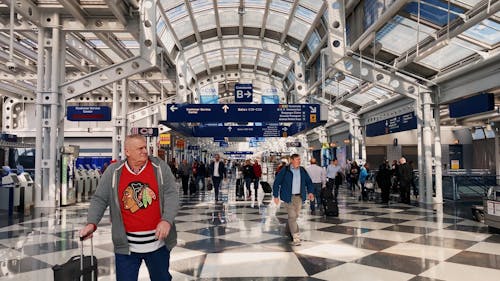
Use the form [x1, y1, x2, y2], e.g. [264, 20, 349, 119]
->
[320, 188, 338, 217]
[260, 181, 272, 193]
[53, 236, 98, 281]
[235, 178, 245, 200]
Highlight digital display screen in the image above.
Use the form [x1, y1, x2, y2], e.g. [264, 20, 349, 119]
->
[24, 175, 31, 181]
[11, 175, 19, 184]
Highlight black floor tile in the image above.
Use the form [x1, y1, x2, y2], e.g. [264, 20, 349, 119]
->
[0, 229, 40, 240]
[170, 254, 207, 277]
[186, 226, 240, 237]
[446, 251, 500, 270]
[417, 217, 464, 224]
[382, 225, 434, 235]
[362, 217, 409, 224]
[445, 224, 490, 233]
[307, 217, 353, 224]
[295, 253, 344, 276]
[348, 211, 388, 216]
[0, 257, 51, 276]
[199, 278, 324, 281]
[408, 276, 445, 281]
[408, 235, 478, 250]
[182, 238, 246, 253]
[319, 225, 371, 235]
[339, 237, 399, 251]
[354, 252, 440, 275]
[484, 234, 500, 243]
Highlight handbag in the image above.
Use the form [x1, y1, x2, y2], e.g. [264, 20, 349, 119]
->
[53, 236, 97, 281]
[365, 182, 374, 189]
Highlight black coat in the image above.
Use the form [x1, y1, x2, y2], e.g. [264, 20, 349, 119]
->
[209, 161, 226, 178]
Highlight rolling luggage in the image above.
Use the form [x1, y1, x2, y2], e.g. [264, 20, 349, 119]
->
[260, 181, 272, 193]
[189, 177, 197, 194]
[53, 236, 97, 281]
[235, 178, 245, 200]
[320, 188, 338, 217]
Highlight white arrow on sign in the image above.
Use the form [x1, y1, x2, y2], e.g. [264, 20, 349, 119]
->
[244, 91, 252, 98]
[169, 105, 178, 112]
[228, 126, 232, 132]
[309, 106, 317, 113]
[222, 104, 229, 113]
[282, 127, 288, 132]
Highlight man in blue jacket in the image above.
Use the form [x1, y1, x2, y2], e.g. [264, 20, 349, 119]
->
[273, 154, 315, 246]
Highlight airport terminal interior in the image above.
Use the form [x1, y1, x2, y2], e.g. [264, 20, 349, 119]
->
[0, 0, 500, 280]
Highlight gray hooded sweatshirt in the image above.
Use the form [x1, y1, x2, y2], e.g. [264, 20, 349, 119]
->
[86, 156, 179, 255]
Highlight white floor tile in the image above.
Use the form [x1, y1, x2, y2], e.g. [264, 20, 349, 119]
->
[200, 252, 307, 278]
[0, 268, 53, 281]
[32, 247, 114, 265]
[419, 261, 500, 281]
[296, 242, 375, 262]
[382, 242, 461, 261]
[175, 214, 211, 222]
[175, 222, 210, 232]
[466, 241, 500, 255]
[340, 221, 394, 230]
[170, 247, 206, 262]
[359, 230, 422, 242]
[427, 229, 491, 241]
[300, 230, 351, 243]
[364, 208, 404, 213]
[176, 232, 210, 244]
[399, 220, 452, 229]
[312, 263, 414, 281]
[337, 213, 373, 221]
[297, 221, 332, 231]
[218, 231, 281, 244]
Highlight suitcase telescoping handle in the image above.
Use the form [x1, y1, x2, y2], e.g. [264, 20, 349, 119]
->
[79, 235, 94, 281]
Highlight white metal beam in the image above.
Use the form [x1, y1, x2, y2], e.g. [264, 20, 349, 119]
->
[280, 0, 300, 44]
[260, 0, 272, 39]
[2, 0, 42, 26]
[103, 0, 129, 26]
[299, 1, 327, 52]
[61, 56, 154, 100]
[58, 0, 89, 25]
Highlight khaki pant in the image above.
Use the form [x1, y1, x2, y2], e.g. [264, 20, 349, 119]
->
[284, 195, 303, 237]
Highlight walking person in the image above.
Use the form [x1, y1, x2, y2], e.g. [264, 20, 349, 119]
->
[359, 163, 369, 201]
[350, 162, 360, 193]
[179, 159, 191, 195]
[242, 159, 255, 200]
[196, 162, 206, 190]
[252, 159, 262, 200]
[326, 159, 342, 201]
[209, 154, 226, 203]
[306, 158, 325, 213]
[397, 157, 413, 204]
[79, 134, 179, 281]
[273, 154, 315, 246]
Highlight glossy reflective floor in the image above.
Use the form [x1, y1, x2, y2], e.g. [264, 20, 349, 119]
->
[1, 180, 500, 281]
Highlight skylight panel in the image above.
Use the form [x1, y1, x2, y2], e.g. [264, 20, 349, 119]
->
[296, 5, 316, 24]
[166, 3, 188, 22]
[270, 0, 292, 14]
[463, 19, 500, 46]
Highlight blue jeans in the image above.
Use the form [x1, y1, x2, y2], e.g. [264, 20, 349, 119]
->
[115, 246, 172, 281]
[244, 177, 253, 196]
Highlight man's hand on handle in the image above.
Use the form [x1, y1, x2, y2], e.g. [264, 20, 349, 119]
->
[79, 224, 96, 240]
[308, 193, 315, 201]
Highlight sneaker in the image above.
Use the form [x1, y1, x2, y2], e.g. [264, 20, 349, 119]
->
[292, 238, 301, 246]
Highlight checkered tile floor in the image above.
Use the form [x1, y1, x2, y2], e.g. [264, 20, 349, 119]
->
[1, 180, 500, 281]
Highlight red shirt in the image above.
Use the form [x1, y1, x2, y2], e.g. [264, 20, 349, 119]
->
[118, 161, 161, 232]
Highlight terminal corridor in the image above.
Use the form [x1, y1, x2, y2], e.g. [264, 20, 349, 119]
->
[1, 181, 500, 281]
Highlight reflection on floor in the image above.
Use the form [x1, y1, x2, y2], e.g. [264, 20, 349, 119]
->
[1, 180, 500, 281]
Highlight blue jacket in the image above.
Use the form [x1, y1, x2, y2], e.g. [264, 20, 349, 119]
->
[359, 166, 368, 184]
[273, 165, 314, 203]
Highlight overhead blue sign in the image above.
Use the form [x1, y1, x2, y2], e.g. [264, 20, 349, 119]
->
[366, 112, 417, 137]
[234, 83, 253, 102]
[67, 106, 111, 121]
[193, 123, 307, 138]
[449, 93, 494, 118]
[166, 103, 323, 123]
[223, 151, 253, 155]
[219, 141, 228, 148]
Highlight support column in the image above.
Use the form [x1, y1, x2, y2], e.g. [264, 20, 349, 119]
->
[416, 96, 425, 203]
[35, 14, 62, 207]
[121, 79, 129, 159]
[352, 118, 360, 161]
[434, 99, 443, 204]
[360, 126, 366, 163]
[422, 92, 434, 204]
[293, 60, 307, 103]
[496, 132, 500, 185]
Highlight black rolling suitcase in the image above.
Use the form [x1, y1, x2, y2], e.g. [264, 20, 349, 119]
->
[235, 178, 245, 200]
[53, 236, 98, 281]
[260, 181, 272, 193]
[189, 177, 197, 194]
[320, 188, 339, 217]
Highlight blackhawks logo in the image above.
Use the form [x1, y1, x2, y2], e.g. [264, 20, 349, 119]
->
[122, 181, 157, 213]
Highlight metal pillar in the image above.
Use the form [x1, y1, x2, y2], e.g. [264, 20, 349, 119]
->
[433, 99, 443, 204]
[294, 60, 307, 102]
[422, 92, 434, 204]
[416, 96, 425, 203]
[111, 79, 128, 160]
[360, 126, 366, 164]
[34, 14, 62, 207]
[496, 133, 500, 185]
[121, 79, 129, 159]
[352, 118, 360, 161]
